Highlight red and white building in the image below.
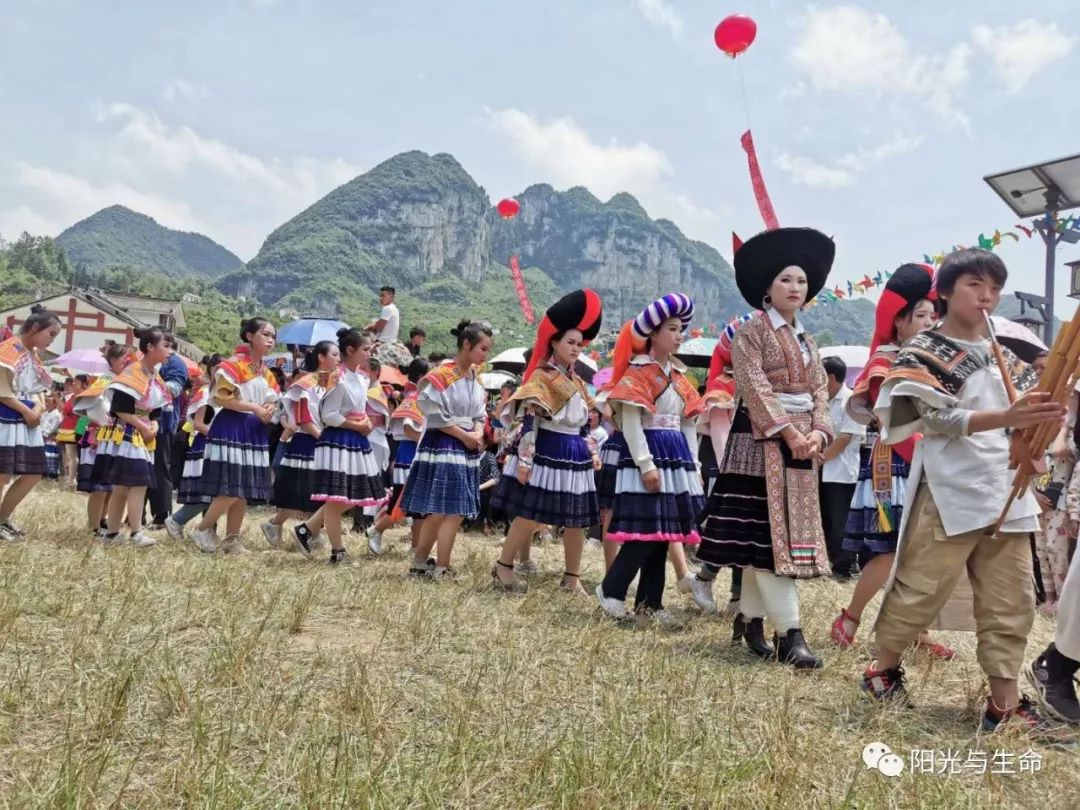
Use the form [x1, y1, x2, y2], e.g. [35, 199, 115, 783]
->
[0, 289, 204, 360]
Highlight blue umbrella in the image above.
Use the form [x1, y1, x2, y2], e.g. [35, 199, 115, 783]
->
[277, 318, 351, 347]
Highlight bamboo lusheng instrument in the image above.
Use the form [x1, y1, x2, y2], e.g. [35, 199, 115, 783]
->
[986, 305, 1080, 536]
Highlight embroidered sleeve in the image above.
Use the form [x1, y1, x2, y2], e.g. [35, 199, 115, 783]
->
[295, 397, 313, 426]
[731, 320, 790, 436]
[807, 347, 834, 442]
[517, 413, 537, 466]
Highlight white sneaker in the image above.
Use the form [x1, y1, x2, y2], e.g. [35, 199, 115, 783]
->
[164, 516, 185, 542]
[190, 527, 218, 554]
[368, 530, 383, 556]
[677, 574, 717, 614]
[221, 535, 250, 555]
[260, 521, 283, 548]
[595, 584, 627, 619]
[515, 560, 540, 576]
[128, 530, 156, 549]
[310, 532, 329, 551]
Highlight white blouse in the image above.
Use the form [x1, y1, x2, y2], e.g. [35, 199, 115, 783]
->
[319, 369, 371, 428]
[418, 369, 486, 430]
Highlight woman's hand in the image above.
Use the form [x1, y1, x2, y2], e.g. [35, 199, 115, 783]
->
[23, 406, 42, 428]
[197, 424, 211, 437]
[783, 427, 812, 460]
[641, 469, 660, 493]
[592, 454, 603, 472]
[806, 431, 826, 462]
[516, 463, 531, 485]
[251, 404, 272, 424]
[139, 423, 157, 443]
[461, 430, 482, 452]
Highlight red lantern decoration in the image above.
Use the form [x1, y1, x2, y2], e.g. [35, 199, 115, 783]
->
[497, 198, 521, 219]
[714, 14, 757, 58]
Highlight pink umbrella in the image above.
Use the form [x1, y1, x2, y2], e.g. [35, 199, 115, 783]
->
[592, 367, 613, 389]
[50, 348, 111, 375]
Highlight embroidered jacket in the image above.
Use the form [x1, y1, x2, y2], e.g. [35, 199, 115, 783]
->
[607, 358, 704, 419]
[730, 312, 833, 442]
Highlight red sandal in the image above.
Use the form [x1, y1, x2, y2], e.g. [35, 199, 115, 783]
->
[829, 607, 860, 648]
[914, 638, 956, 661]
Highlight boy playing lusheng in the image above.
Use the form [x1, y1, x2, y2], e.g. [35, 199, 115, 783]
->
[860, 249, 1067, 733]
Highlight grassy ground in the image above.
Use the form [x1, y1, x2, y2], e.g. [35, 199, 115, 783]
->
[0, 485, 1076, 808]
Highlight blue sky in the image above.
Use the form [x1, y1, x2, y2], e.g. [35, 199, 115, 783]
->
[2, 0, 1079, 313]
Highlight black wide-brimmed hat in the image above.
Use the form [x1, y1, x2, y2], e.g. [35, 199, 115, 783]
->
[734, 227, 836, 309]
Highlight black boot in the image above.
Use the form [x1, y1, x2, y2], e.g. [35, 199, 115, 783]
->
[733, 614, 774, 659]
[775, 628, 822, 670]
[1026, 644, 1080, 724]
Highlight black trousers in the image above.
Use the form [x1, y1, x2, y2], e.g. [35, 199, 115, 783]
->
[169, 432, 187, 491]
[601, 541, 668, 611]
[819, 480, 857, 577]
[146, 432, 174, 524]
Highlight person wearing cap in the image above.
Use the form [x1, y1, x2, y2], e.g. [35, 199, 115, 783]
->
[491, 290, 604, 594]
[696, 227, 836, 669]
[830, 263, 953, 659]
[594, 293, 705, 626]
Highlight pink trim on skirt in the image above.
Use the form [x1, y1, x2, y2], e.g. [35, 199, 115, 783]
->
[311, 494, 389, 508]
[607, 530, 701, 545]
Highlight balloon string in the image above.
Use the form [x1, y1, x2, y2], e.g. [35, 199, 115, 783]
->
[736, 58, 752, 130]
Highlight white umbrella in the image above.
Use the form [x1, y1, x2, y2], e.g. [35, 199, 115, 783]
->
[990, 315, 1048, 363]
[479, 371, 518, 391]
[675, 337, 718, 368]
[820, 345, 869, 388]
[489, 346, 597, 382]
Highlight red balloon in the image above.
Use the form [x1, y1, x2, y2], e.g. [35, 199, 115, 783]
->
[714, 14, 757, 58]
[497, 198, 520, 219]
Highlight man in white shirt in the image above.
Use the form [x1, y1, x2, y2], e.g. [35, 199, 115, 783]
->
[368, 285, 400, 344]
[818, 356, 864, 580]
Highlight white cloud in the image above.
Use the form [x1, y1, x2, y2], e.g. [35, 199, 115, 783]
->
[0, 205, 65, 240]
[776, 133, 923, 188]
[634, 0, 683, 38]
[162, 79, 208, 104]
[790, 6, 972, 127]
[487, 107, 671, 198]
[972, 19, 1076, 93]
[486, 107, 728, 243]
[9, 161, 209, 234]
[4, 104, 361, 256]
[775, 154, 855, 188]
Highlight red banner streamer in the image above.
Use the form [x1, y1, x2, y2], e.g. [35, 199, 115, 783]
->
[740, 129, 779, 230]
[509, 255, 535, 325]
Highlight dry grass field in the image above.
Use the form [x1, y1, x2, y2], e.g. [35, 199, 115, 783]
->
[0, 484, 1076, 808]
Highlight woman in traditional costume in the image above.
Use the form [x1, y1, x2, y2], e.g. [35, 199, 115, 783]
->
[91, 327, 171, 548]
[188, 317, 280, 555]
[74, 343, 135, 537]
[683, 313, 755, 614]
[0, 306, 61, 542]
[491, 290, 604, 594]
[831, 263, 954, 659]
[261, 340, 338, 548]
[594, 294, 705, 624]
[696, 227, 835, 669]
[293, 329, 387, 564]
[367, 356, 430, 555]
[401, 320, 492, 579]
[165, 353, 224, 544]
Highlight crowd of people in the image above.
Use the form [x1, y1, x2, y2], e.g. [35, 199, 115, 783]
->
[1, 232, 1079, 741]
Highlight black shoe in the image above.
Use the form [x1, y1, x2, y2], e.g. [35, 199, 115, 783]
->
[328, 548, 349, 566]
[1026, 645, 1080, 725]
[293, 523, 313, 558]
[742, 617, 775, 660]
[774, 628, 822, 670]
[861, 664, 911, 706]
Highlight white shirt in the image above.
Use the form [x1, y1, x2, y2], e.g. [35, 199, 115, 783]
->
[378, 303, 400, 343]
[876, 335, 1039, 536]
[822, 385, 864, 483]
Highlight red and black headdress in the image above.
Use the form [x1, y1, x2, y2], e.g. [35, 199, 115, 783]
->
[522, 289, 603, 382]
[870, 263, 936, 355]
